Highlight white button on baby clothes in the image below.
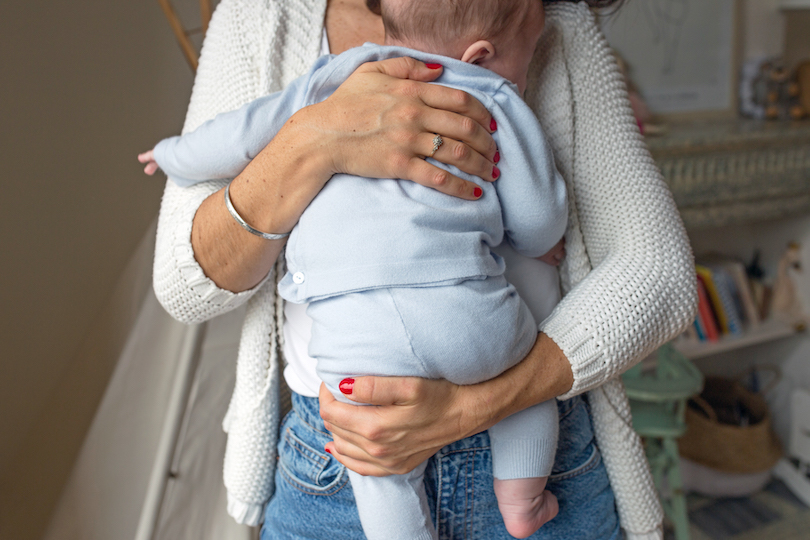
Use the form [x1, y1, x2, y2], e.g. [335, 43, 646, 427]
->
[292, 272, 305, 284]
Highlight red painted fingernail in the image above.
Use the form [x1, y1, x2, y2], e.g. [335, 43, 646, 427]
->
[493, 151, 500, 163]
[339, 378, 355, 395]
[490, 118, 497, 131]
[325, 448, 332, 455]
[492, 166, 500, 179]
[425, 63, 442, 69]
[473, 187, 483, 198]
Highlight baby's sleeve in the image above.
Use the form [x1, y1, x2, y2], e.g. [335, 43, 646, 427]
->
[491, 91, 568, 258]
[154, 66, 320, 187]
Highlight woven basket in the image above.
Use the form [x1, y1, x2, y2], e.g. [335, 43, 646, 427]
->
[678, 375, 782, 474]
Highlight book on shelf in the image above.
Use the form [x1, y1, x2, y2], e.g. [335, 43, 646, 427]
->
[699, 256, 761, 327]
[719, 260, 760, 327]
[696, 265, 730, 334]
[684, 256, 770, 344]
[695, 277, 720, 341]
[693, 314, 705, 341]
[711, 269, 744, 335]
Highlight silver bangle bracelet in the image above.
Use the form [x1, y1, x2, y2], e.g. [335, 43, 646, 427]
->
[224, 183, 291, 241]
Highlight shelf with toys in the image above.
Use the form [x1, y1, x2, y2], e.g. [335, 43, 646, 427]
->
[674, 317, 804, 360]
[671, 247, 807, 360]
[645, 118, 810, 360]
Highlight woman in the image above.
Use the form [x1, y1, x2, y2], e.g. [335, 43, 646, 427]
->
[152, 0, 696, 538]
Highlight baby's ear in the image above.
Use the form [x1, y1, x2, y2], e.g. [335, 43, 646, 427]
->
[461, 40, 495, 65]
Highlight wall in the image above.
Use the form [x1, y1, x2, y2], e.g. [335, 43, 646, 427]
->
[0, 0, 194, 538]
[742, 0, 785, 61]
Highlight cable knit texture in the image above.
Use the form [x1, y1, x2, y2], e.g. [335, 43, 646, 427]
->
[152, 1, 696, 536]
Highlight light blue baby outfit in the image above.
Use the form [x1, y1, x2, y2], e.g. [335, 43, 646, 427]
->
[155, 44, 568, 540]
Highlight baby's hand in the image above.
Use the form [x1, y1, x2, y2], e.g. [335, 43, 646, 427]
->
[137, 150, 159, 175]
[537, 238, 565, 266]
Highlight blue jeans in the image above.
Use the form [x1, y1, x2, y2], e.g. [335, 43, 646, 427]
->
[261, 393, 620, 540]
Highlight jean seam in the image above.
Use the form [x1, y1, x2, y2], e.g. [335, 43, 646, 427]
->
[442, 445, 489, 457]
[549, 444, 601, 482]
[467, 449, 475, 540]
[292, 407, 332, 437]
[436, 454, 445, 539]
[278, 461, 351, 496]
[280, 424, 349, 496]
[284, 428, 329, 470]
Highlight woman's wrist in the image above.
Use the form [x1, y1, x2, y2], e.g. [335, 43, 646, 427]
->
[456, 332, 574, 436]
[190, 108, 335, 292]
[231, 106, 336, 233]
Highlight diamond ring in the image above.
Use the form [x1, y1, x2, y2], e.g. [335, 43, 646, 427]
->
[429, 134, 443, 157]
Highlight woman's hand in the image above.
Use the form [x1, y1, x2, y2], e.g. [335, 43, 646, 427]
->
[191, 57, 499, 292]
[320, 377, 473, 476]
[320, 333, 575, 476]
[302, 56, 501, 200]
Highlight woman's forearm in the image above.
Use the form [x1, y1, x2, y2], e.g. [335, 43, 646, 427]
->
[457, 332, 573, 435]
[321, 332, 573, 476]
[191, 106, 334, 292]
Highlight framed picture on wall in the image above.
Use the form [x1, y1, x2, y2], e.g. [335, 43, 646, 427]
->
[600, 0, 742, 117]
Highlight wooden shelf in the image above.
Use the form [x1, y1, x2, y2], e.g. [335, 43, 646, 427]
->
[674, 318, 806, 360]
[646, 119, 810, 230]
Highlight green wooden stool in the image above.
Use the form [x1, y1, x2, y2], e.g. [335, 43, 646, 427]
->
[623, 343, 704, 540]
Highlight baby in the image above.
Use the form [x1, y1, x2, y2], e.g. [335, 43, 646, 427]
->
[141, 1, 566, 538]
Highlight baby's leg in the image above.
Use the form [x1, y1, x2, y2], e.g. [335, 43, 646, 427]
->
[307, 290, 439, 539]
[348, 463, 437, 540]
[493, 478, 558, 539]
[489, 400, 559, 538]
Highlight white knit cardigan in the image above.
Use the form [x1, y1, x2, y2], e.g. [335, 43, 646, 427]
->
[152, 1, 697, 538]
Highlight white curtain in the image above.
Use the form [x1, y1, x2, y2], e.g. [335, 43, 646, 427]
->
[44, 230, 255, 540]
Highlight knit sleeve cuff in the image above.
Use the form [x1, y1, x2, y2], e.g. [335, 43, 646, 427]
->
[624, 526, 663, 540]
[539, 311, 607, 400]
[227, 493, 265, 526]
[153, 180, 270, 324]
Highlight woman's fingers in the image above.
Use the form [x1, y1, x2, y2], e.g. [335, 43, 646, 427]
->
[414, 85, 497, 156]
[319, 383, 413, 473]
[324, 441, 391, 477]
[318, 383, 377, 433]
[406, 158, 482, 200]
[324, 57, 498, 194]
[360, 57, 494, 143]
[418, 132, 496, 184]
[337, 375, 426, 405]
[319, 382, 403, 443]
[318, 377, 466, 474]
[355, 55, 446, 83]
[326, 438, 437, 477]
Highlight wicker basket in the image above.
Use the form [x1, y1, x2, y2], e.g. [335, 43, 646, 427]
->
[678, 375, 782, 474]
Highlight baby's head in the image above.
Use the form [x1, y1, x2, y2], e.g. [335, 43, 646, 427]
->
[381, 0, 546, 94]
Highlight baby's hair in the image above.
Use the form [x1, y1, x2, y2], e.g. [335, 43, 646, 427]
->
[380, 0, 533, 52]
[365, 0, 624, 17]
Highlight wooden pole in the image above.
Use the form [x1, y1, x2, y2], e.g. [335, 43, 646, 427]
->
[157, 0, 198, 71]
[199, 0, 212, 36]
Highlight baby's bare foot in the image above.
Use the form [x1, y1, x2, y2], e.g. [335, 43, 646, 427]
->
[493, 477, 559, 538]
